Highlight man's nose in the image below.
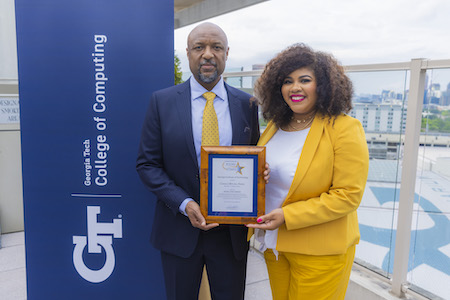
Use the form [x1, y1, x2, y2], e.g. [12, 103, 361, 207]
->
[202, 46, 213, 59]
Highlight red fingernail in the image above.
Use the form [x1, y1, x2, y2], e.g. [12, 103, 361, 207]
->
[257, 218, 262, 223]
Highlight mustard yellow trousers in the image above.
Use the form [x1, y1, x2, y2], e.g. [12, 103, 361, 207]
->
[264, 245, 355, 300]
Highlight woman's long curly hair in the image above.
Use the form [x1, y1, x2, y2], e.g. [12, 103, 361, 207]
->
[254, 44, 353, 128]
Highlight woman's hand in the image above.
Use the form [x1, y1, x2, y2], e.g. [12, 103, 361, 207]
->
[263, 163, 270, 183]
[246, 208, 285, 230]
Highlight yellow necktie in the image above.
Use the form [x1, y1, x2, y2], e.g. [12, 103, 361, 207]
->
[202, 92, 219, 146]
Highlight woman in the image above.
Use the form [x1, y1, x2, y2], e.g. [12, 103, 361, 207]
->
[247, 44, 369, 300]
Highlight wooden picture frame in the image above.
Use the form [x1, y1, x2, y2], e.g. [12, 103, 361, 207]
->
[200, 145, 265, 225]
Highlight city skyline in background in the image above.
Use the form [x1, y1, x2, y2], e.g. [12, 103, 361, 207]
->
[175, 0, 450, 93]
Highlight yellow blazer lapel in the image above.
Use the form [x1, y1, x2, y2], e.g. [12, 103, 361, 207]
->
[257, 121, 278, 146]
[247, 117, 325, 240]
[283, 116, 325, 205]
[248, 122, 278, 241]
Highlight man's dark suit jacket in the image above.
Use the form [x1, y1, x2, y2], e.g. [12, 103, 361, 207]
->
[136, 79, 260, 261]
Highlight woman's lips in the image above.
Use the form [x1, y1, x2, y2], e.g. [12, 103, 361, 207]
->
[290, 95, 305, 102]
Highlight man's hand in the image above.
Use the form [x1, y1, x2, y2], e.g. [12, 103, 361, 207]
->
[246, 208, 284, 230]
[185, 201, 219, 231]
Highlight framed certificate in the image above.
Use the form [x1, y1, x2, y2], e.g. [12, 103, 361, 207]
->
[200, 146, 265, 224]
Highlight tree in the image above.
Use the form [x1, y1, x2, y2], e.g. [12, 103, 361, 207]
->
[422, 117, 450, 133]
[174, 52, 183, 85]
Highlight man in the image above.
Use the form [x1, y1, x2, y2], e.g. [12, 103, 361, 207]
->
[136, 23, 260, 300]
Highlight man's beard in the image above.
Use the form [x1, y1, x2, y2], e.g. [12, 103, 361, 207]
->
[197, 60, 218, 83]
[198, 70, 218, 83]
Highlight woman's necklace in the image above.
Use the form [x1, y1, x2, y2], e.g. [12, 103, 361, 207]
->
[287, 112, 316, 131]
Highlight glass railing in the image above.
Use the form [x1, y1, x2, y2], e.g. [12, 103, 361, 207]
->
[223, 58, 450, 300]
[408, 67, 450, 299]
[347, 70, 409, 281]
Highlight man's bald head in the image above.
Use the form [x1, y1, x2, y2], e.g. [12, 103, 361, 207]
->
[187, 22, 228, 49]
[186, 22, 229, 90]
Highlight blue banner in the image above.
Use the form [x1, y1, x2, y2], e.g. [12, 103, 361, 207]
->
[15, 1, 172, 298]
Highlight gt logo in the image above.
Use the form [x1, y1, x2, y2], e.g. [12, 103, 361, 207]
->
[73, 206, 122, 283]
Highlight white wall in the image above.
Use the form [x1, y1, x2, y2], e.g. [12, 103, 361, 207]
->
[0, 0, 18, 80]
[0, 127, 23, 233]
[0, 0, 23, 233]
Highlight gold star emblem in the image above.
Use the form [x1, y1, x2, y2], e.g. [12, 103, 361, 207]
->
[236, 163, 245, 174]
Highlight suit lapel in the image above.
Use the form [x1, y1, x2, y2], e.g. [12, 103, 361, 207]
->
[226, 84, 244, 144]
[284, 116, 325, 203]
[175, 80, 198, 166]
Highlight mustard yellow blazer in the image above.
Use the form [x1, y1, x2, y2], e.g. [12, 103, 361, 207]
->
[251, 114, 369, 256]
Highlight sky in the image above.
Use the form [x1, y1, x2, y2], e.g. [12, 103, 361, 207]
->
[174, 0, 450, 94]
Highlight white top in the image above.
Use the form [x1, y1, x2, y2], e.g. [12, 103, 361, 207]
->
[255, 127, 310, 255]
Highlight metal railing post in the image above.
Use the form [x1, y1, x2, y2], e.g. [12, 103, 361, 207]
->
[391, 59, 427, 296]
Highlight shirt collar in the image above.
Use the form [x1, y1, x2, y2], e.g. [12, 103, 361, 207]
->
[190, 76, 227, 101]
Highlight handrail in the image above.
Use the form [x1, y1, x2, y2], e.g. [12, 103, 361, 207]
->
[222, 58, 450, 77]
[344, 62, 411, 72]
[223, 70, 262, 77]
[421, 59, 450, 69]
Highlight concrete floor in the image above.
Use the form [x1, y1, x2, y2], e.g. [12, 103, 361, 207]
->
[0, 231, 272, 300]
[0, 232, 26, 300]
